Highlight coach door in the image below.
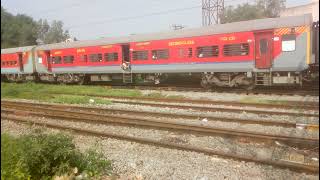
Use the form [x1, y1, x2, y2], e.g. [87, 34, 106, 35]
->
[121, 44, 132, 83]
[121, 44, 130, 64]
[18, 53, 24, 72]
[254, 31, 273, 69]
[44, 51, 52, 72]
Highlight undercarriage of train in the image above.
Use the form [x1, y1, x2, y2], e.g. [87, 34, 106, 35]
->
[2, 64, 319, 90]
[199, 68, 319, 89]
[200, 72, 254, 89]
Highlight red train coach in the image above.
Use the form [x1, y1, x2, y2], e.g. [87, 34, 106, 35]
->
[1, 46, 36, 81]
[1, 14, 317, 88]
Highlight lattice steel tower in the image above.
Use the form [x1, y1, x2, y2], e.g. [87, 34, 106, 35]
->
[202, 0, 224, 26]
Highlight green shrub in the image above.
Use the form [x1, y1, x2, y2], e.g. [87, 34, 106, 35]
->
[1, 131, 112, 179]
[1, 134, 30, 180]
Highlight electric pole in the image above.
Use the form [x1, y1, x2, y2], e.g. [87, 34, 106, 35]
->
[202, 0, 224, 26]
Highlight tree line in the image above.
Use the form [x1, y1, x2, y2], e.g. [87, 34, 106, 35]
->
[1, 6, 71, 49]
[221, 0, 286, 23]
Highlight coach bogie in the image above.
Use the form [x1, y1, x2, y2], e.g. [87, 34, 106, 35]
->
[39, 74, 57, 82]
[5, 74, 18, 82]
[56, 73, 86, 84]
[200, 72, 254, 88]
[1, 75, 8, 82]
[136, 73, 167, 85]
[4, 74, 24, 82]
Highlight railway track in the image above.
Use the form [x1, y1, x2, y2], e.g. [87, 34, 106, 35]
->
[102, 84, 319, 96]
[60, 92, 319, 110]
[54, 93, 319, 117]
[1, 109, 319, 174]
[2, 100, 318, 129]
[1, 100, 318, 147]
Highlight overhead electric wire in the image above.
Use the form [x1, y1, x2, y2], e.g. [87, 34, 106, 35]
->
[65, 0, 260, 30]
[66, 5, 201, 29]
[32, 0, 200, 16]
[32, 2, 85, 15]
[39, 0, 293, 32]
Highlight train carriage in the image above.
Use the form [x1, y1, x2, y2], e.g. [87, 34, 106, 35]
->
[1, 46, 36, 82]
[1, 14, 318, 88]
[34, 44, 123, 83]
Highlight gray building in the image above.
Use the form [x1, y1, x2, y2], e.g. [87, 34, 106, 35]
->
[280, 0, 319, 22]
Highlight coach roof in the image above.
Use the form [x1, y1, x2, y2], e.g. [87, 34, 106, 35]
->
[34, 14, 311, 50]
[1, 46, 35, 54]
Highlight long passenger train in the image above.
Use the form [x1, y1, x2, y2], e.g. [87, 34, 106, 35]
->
[1, 14, 319, 89]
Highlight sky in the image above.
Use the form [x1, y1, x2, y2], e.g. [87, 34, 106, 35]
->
[1, 0, 312, 40]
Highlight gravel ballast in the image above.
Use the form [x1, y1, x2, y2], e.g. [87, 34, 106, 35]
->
[1, 119, 318, 180]
[4, 98, 318, 125]
[139, 90, 319, 103]
[2, 95, 319, 179]
[99, 97, 319, 114]
[96, 103, 319, 126]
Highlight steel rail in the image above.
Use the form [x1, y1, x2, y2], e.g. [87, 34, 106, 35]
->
[1, 100, 318, 129]
[50, 94, 319, 117]
[108, 100, 319, 117]
[1, 103, 318, 148]
[105, 85, 319, 95]
[1, 114, 319, 174]
[55, 92, 319, 110]
[103, 84, 319, 96]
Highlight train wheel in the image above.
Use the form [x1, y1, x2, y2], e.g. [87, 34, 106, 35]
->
[243, 84, 256, 91]
[1, 75, 9, 82]
[78, 75, 89, 85]
[57, 75, 66, 85]
[200, 80, 212, 89]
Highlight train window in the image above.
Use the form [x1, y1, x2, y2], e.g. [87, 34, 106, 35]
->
[79, 55, 87, 62]
[98, 54, 102, 61]
[52, 56, 62, 64]
[197, 46, 219, 58]
[178, 49, 185, 58]
[132, 50, 148, 60]
[260, 39, 268, 54]
[282, 34, 296, 52]
[188, 48, 192, 57]
[89, 53, 103, 62]
[151, 49, 169, 60]
[178, 48, 192, 58]
[223, 43, 249, 56]
[104, 52, 118, 61]
[63, 56, 74, 64]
